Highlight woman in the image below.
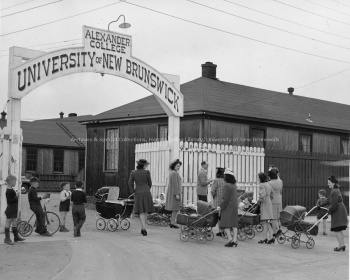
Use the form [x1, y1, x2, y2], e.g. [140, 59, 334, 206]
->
[211, 167, 226, 237]
[217, 168, 238, 247]
[257, 172, 274, 244]
[128, 159, 154, 236]
[165, 159, 183, 229]
[268, 168, 283, 239]
[320, 175, 348, 251]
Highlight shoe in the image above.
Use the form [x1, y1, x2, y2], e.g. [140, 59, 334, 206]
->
[267, 238, 275, 244]
[225, 240, 238, 247]
[258, 238, 268, 244]
[216, 232, 223, 237]
[169, 224, 179, 229]
[41, 231, 53, 237]
[141, 229, 147, 236]
[334, 246, 346, 251]
[13, 227, 25, 242]
[323, 233, 327, 236]
[73, 227, 78, 237]
[35, 228, 40, 234]
[4, 228, 14, 245]
[273, 229, 282, 238]
[76, 229, 81, 237]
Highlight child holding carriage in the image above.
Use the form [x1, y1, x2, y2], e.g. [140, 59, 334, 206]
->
[4, 175, 25, 245]
[316, 189, 328, 235]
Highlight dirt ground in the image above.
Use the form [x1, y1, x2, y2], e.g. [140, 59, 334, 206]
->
[0, 193, 349, 280]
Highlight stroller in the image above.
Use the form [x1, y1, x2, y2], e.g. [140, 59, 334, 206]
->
[237, 202, 261, 241]
[277, 205, 328, 249]
[147, 204, 172, 226]
[94, 187, 134, 231]
[176, 201, 219, 244]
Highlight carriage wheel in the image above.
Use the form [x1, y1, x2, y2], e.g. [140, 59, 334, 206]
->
[306, 238, 315, 249]
[277, 233, 286, 244]
[160, 218, 168, 227]
[181, 225, 189, 231]
[189, 228, 197, 239]
[107, 219, 118, 232]
[255, 224, 263, 232]
[179, 232, 189, 242]
[146, 214, 154, 225]
[245, 227, 255, 239]
[18, 221, 33, 237]
[120, 219, 130, 230]
[291, 235, 300, 249]
[237, 229, 246, 241]
[196, 234, 207, 244]
[205, 230, 214, 241]
[96, 218, 106, 230]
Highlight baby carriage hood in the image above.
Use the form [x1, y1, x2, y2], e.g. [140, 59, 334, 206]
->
[280, 205, 306, 226]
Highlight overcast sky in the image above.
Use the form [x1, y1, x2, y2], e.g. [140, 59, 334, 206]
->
[1, 0, 350, 121]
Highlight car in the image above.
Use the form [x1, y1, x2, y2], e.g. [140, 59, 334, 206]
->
[21, 176, 30, 194]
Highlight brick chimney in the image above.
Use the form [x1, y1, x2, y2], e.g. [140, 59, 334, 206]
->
[288, 87, 294, 95]
[68, 113, 77, 117]
[201, 62, 217, 80]
[59, 112, 64, 118]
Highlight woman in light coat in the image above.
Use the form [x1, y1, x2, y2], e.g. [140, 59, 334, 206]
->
[165, 159, 182, 229]
[268, 168, 283, 239]
[257, 172, 274, 244]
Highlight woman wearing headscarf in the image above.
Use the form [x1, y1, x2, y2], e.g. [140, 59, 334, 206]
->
[128, 159, 154, 236]
[319, 175, 348, 251]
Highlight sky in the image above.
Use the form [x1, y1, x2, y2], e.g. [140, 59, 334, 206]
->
[1, 0, 350, 121]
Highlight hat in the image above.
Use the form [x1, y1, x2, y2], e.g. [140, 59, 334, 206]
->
[30, 176, 40, 183]
[5, 174, 16, 182]
[136, 159, 150, 166]
[224, 168, 235, 176]
[216, 167, 225, 171]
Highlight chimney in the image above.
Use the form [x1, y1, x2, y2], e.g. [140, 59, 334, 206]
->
[288, 87, 294, 95]
[59, 112, 64, 118]
[68, 113, 77, 117]
[201, 62, 217, 80]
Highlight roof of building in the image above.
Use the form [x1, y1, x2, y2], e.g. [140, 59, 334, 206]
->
[82, 77, 350, 132]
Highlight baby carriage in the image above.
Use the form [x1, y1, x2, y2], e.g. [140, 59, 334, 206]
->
[94, 187, 134, 231]
[176, 201, 219, 244]
[237, 202, 261, 241]
[147, 204, 172, 226]
[277, 205, 328, 249]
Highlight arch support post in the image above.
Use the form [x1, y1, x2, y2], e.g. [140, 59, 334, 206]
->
[168, 116, 180, 161]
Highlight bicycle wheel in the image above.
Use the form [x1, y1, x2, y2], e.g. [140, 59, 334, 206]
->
[180, 232, 189, 242]
[96, 218, 106, 230]
[45, 212, 60, 234]
[237, 229, 246, 241]
[306, 238, 315, 249]
[18, 221, 33, 237]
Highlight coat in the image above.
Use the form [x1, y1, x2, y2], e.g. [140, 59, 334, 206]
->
[258, 182, 274, 220]
[321, 187, 348, 230]
[219, 182, 238, 228]
[211, 178, 225, 208]
[197, 168, 211, 196]
[165, 170, 182, 211]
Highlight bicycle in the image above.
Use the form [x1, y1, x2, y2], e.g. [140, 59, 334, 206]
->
[18, 199, 61, 237]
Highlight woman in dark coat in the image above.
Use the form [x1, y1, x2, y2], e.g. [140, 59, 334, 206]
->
[320, 175, 348, 251]
[217, 168, 238, 247]
[128, 159, 154, 236]
[165, 159, 182, 229]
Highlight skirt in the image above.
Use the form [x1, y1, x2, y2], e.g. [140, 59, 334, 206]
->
[133, 192, 154, 214]
[272, 203, 282, 219]
[331, 226, 347, 232]
[5, 204, 18, 219]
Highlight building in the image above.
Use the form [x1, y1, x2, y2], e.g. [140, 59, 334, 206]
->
[81, 62, 350, 210]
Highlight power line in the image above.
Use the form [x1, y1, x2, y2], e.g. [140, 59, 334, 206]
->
[271, 0, 350, 26]
[0, 2, 121, 37]
[1, 0, 63, 18]
[296, 68, 350, 89]
[126, 2, 350, 64]
[223, 0, 350, 40]
[189, 0, 350, 50]
[2, 0, 34, 11]
[0, 38, 81, 52]
[331, 0, 350, 9]
[304, 0, 350, 16]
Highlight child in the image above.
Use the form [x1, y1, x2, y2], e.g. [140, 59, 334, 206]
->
[71, 181, 87, 237]
[59, 182, 71, 232]
[4, 175, 25, 245]
[316, 189, 328, 235]
[154, 193, 166, 205]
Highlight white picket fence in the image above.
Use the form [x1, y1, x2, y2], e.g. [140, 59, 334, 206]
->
[135, 141, 265, 205]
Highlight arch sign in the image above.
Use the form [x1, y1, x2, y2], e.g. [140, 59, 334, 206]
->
[2, 25, 184, 225]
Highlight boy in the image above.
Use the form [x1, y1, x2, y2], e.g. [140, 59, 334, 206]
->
[28, 177, 52, 236]
[4, 175, 25, 245]
[71, 181, 87, 237]
[59, 182, 71, 232]
[316, 189, 328, 235]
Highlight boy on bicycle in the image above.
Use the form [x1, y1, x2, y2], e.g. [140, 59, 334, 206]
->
[28, 177, 52, 236]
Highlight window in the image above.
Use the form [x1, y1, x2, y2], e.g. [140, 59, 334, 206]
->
[341, 138, 350, 155]
[78, 150, 85, 171]
[250, 127, 265, 148]
[299, 134, 312, 153]
[159, 125, 168, 141]
[53, 150, 64, 173]
[105, 129, 119, 171]
[26, 148, 37, 172]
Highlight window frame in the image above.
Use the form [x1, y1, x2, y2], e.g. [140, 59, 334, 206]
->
[53, 149, 64, 173]
[340, 137, 350, 155]
[104, 128, 119, 172]
[26, 147, 38, 172]
[299, 132, 313, 153]
[158, 124, 168, 141]
[249, 126, 266, 148]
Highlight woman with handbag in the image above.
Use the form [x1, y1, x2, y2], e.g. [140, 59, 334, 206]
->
[257, 172, 275, 244]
